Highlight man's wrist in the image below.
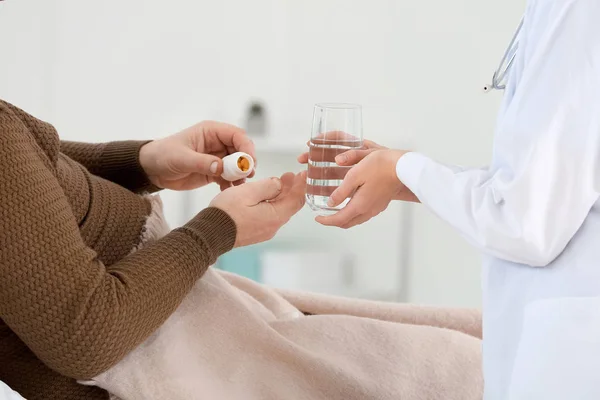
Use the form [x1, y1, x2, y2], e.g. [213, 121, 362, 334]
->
[139, 141, 159, 176]
[138, 141, 165, 190]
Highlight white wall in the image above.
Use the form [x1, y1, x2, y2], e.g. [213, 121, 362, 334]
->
[0, 0, 55, 120]
[397, 0, 527, 306]
[0, 0, 526, 306]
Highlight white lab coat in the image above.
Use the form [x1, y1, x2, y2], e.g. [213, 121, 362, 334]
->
[396, 0, 600, 398]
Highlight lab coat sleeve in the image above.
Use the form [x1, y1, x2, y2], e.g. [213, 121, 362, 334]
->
[396, 0, 600, 267]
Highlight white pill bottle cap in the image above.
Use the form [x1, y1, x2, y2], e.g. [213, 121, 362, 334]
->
[221, 152, 255, 182]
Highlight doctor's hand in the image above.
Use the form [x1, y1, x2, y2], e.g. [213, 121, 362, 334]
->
[297, 137, 386, 165]
[139, 121, 256, 192]
[316, 150, 419, 229]
[210, 172, 306, 247]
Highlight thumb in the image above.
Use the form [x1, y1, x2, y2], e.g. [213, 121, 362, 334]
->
[328, 171, 360, 207]
[178, 151, 223, 176]
[239, 177, 283, 204]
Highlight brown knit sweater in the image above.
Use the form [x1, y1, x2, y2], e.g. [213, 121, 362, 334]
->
[0, 100, 237, 400]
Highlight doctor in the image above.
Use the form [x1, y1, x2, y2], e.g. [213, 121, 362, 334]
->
[300, 0, 600, 398]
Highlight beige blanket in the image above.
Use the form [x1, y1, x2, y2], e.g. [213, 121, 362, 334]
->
[83, 196, 483, 399]
[85, 267, 483, 400]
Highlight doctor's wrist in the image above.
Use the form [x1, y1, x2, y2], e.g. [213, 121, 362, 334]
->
[384, 149, 410, 176]
[380, 149, 419, 203]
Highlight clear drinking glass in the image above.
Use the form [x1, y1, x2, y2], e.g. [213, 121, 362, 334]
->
[306, 103, 363, 216]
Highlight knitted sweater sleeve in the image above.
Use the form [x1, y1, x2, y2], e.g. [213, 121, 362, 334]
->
[0, 100, 157, 193]
[60, 140, 159, 193]
[0, 104, 237, 380]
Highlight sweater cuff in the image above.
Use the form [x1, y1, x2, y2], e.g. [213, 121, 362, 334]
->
[177, 207, 237, 261]
[102, 141, 161, 193]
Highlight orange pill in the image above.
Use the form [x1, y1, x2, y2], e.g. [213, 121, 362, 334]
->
[238, 157, 250, 172]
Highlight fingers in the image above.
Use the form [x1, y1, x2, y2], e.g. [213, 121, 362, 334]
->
[315, 199, 361, 227]
[307, 165, 351, 180]
[316, 198, 375, 229]
[335, 149, 377, 166]
[334, 140, 386, 166]
[306, 184, 338, 197]
[279, 172, 296, 193]
[363, 139, 386, 150]
[272, 172, 307, 217]
[339, 213, 373, 229]
[317, 212, 372, 229]
[172, 173, 211, 191]
[303, 143, 379, 164]
[307, 146, 353, 163]
[202, 120, 257, 168]
[297, 136, 384, 166]
[238, 177, 283, 204]
[297, 152, 309, 164]
[180, 151, 224, 176]
[297, 140, 312, 164]
[311, 131, 361, 145]
[327, 170, 362, 207]
[219, 180, 233, 191]
[299, 137, 383, 165]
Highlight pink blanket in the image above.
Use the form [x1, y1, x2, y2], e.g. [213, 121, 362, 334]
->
[86, 268, 483, 400]
[83, 197, 483, 399]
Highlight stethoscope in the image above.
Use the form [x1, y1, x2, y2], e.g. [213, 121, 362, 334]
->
[483, 17, 524, 93]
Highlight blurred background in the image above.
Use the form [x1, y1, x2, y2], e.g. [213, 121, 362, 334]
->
[0, 0, 525, 307]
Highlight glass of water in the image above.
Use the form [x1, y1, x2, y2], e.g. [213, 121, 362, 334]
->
[306, 103, 363, 216]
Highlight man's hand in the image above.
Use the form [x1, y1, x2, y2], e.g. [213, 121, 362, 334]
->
[139, 121, 256, 191]
[210, 172, 307, 247]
